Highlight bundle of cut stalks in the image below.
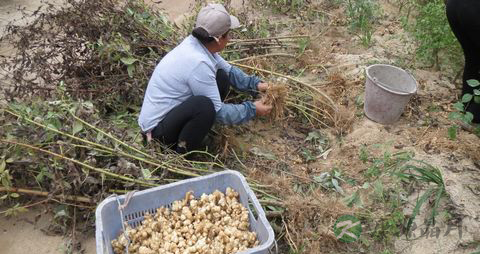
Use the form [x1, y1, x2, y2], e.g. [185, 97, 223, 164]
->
[261, 84, 288, 121]
[0, 106, 279, 203]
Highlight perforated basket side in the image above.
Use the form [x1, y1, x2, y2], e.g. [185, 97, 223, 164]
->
[233, 171, 275, 254]
[95, 170, 275, 254]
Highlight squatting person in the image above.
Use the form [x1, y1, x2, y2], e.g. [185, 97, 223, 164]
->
[138, 4, 272, 154]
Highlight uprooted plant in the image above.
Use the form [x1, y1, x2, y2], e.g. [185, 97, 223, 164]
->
[0, 97, 281, 217]
[0, 0, 177, 112]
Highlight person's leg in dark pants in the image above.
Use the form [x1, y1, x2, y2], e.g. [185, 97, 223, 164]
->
[216, 69, 231, 101]
[446, 0, 480, 122]
[148, 70, 230, 153]
[463, 51, 480, 123]
[151, 96, 215, 153]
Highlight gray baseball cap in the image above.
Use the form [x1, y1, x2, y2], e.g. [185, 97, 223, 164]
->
[195, 4, 241, 39]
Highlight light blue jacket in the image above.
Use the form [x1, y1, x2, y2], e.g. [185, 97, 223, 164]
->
[138, 35, 260, 132]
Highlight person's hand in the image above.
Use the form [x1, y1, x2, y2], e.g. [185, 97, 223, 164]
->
[257, 82, 270, 92]
[254, 100, 273, 116]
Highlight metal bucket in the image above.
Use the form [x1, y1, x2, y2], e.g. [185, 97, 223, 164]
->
[364, 64, 418, 124]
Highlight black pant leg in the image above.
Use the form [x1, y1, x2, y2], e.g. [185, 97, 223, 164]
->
[446, 0, 480, 122]
[216, 69, 231, 102]
[151, 96, 215, 153]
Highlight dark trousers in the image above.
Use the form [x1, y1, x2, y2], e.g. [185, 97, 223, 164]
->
[149, 69, 231, 153]
[447, 0, 480, 122]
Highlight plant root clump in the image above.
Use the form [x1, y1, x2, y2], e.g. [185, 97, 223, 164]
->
[261, 84, 288, 121]
[111, 188, 259, 254]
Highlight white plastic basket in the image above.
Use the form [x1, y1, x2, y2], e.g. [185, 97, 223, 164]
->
[95, 170, 276, 254]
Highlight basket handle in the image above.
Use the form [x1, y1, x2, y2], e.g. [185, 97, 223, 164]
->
[248, 196, 279, 253]
[247, 197, 260, 223]
[113, 191, 137, 254]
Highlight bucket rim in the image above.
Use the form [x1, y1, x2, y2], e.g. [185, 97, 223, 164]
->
[366, 64, 418, 95]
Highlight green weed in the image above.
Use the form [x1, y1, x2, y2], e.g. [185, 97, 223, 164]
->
[359, 145, 370, 163]
[373, 210, 405, 243]
[313, 169, 346, 194]
[255, 0, 329, 21]
[267, 0, 308, 11]
[294, 168, 347, 196]
[245, 17, 272, 38]
[299, 131, 330, 163]
[448, 79, 480, 139]
[396, 160, 447, 235]
[361, 148, 414, 180]
[0, 203, 28, 217]
[353, 146, 448, 249]
[345, 0, 380, 47]
[288, 245, 305, 254]
[297, 37, 310, 56]
[404, 0, 462, 70]
[344, 190, 363, 207]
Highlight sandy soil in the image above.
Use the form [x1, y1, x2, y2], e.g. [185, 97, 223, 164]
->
[0, 208, 96, 254]
[145, 0, 193, 25]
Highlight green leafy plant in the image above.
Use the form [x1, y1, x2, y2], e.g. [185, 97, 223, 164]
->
[344, 190, 363, 207]
[372, 179, 385, 201]
[292, 169, 347, 195]
[361, 148, 414, 180]
[0, 158, 11, 189]
[313, 169, 345, 194]
[448, 79, 480, 139]
[1, 203, 28, 217]
[297, 37, 310, 56]
[404, 0, 462, 69]
[301, 149, 316, 162]
[345, 0, 379, 47]
[359, 145, 370, 163]
[372, 210, 405, 243]
[255, 0, 326, 21]
[300, 131, 330, 162]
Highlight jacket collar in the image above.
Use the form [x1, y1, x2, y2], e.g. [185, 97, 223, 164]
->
[188, 35, 221, 68]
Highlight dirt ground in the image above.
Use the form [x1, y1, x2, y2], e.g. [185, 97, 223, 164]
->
[0, 208, 96, 254]
[0, 0, 479, 253]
